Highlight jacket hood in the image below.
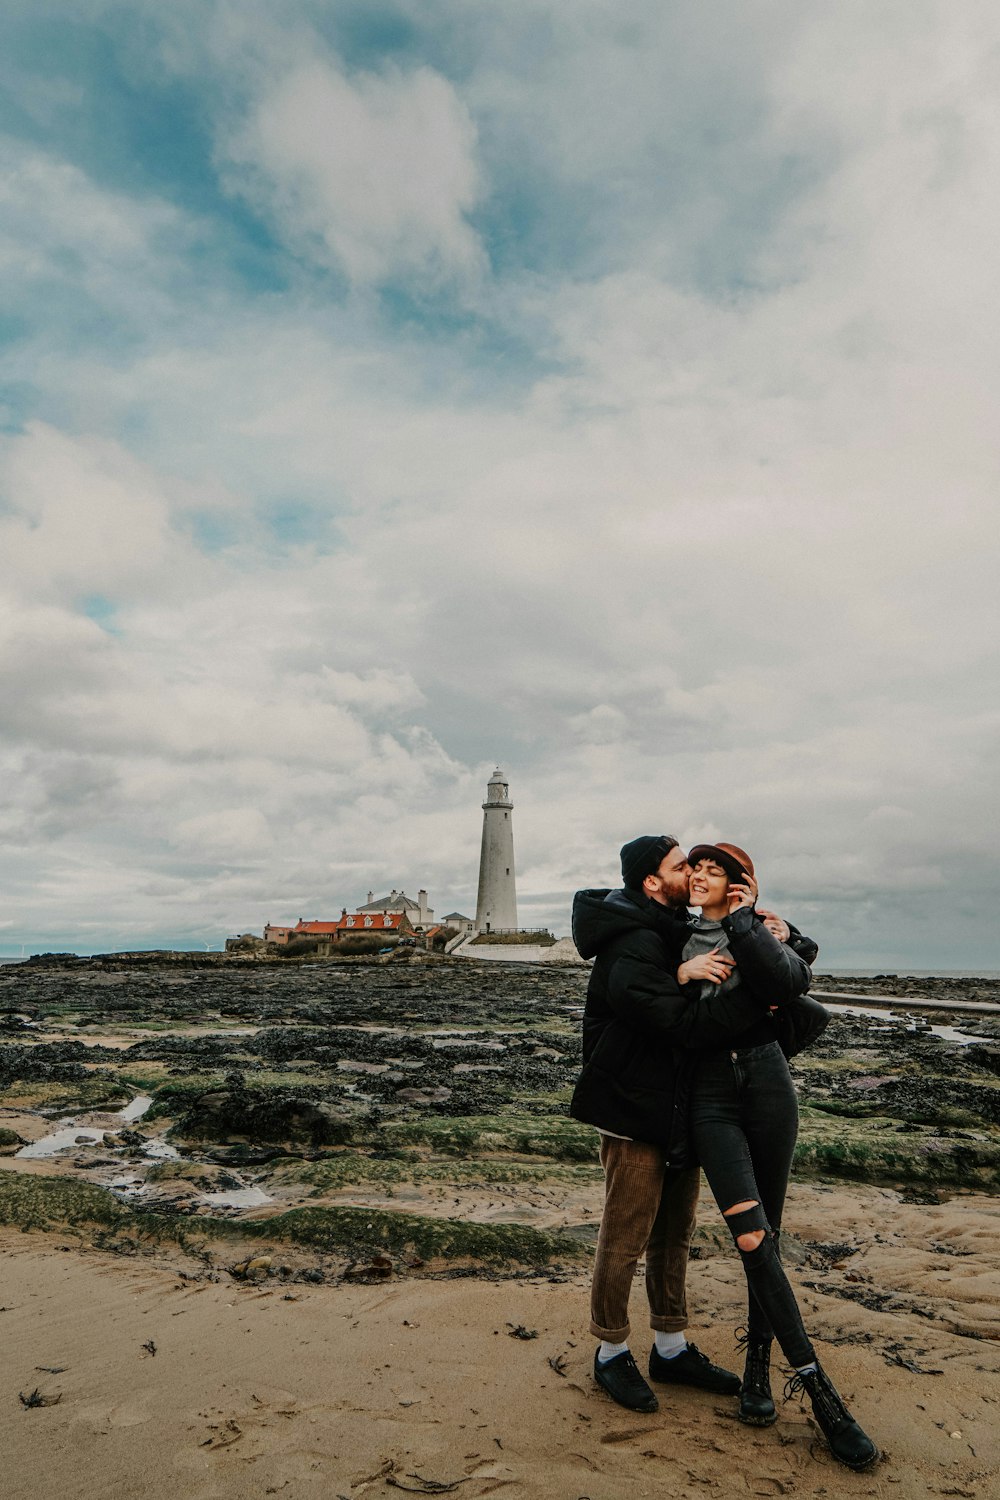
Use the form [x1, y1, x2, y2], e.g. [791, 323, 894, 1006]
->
[572, 887, 685, 960]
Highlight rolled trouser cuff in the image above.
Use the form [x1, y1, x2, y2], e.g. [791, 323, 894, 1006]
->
[589, 1318, 631, 1342]
[650, 1314, 688, 1333]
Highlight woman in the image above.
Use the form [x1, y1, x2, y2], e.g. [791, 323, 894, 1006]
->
[678, 841, 878, 1472]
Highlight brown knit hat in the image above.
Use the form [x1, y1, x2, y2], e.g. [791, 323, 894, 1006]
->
[687, 841, 755, 885]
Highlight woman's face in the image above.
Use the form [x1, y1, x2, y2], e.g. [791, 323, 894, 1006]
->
[689, 858, 730, 911]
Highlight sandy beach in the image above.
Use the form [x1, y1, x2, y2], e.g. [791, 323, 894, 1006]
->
[3, 955, 1000, 1497]
[4, 1173, 1000, 1500]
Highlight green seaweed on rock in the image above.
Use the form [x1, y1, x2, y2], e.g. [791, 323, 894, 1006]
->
[266, 1150, 603, 1193]
[793, 1108, 1000, 1192]
[0, 1171, 587, 1266]
[372, 1113, 598, 1162]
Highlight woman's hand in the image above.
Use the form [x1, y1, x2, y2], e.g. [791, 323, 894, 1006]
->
[727, 878, 757, 914]
[678, 947, 736, 985]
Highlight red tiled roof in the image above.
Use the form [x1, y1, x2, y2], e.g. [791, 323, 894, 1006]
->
[295, 913, 407, 934]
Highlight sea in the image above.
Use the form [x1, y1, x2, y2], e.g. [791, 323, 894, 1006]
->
[818, 969, 1000, 980]
[0, 954, 998, 978]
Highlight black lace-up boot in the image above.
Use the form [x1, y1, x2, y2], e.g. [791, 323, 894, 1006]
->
[785, 1364, 878, 1470]
[738, 1338, 776, 1426]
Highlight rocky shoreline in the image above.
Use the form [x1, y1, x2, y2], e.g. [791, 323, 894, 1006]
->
[3, 958, 999, 1498]
[1, 957, 998, 1262]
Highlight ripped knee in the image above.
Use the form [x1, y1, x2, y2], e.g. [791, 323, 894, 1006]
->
[737, 1229, 766, 1252]
[723, 1199, 770, 1254]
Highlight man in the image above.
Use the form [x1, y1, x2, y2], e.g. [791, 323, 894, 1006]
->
[570, 835, 817, 1414]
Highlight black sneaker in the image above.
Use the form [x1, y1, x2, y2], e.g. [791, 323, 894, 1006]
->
[648, 1341, 741, 1395]
[593, 1349, 659, 1412]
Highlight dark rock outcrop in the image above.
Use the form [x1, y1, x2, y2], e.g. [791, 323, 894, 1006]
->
[178, 1074, 354, 1147]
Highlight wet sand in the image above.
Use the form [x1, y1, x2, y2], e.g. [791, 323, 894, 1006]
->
[2, 957, 1000, 1495]
[3, 1174, 999, 1500]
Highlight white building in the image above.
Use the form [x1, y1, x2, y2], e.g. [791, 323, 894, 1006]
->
[357, 888, 434, 926]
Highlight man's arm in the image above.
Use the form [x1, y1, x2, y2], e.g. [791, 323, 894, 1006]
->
[757, 909, 819, 966]
[785, 921, 819, 966]
[605, 931, 769, 1048]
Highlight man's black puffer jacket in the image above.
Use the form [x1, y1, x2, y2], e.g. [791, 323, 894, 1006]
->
[569, 888, 812, 1162]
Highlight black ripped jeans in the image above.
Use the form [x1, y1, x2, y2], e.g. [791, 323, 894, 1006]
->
[691, 1040, 815, 1369]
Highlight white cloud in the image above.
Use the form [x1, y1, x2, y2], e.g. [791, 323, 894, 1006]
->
[0, 137, 175, 265]
[0, 136, 192, 344]
[222, 56, 484, 286]
[172, 806, 274, 858]
[2, 3, 1000, 962]
[0, 423, 188, 600]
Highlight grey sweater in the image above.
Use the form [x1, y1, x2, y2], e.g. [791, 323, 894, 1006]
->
[682, 916, 740, 1001]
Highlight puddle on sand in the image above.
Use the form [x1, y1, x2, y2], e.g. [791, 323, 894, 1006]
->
[825, 1003, 983, 1048]
[13, 1090, 265, 1211]
[119, 1094, 153, 1122]
[16, 1094, 165, 1159]
[109, 1176, 145, 1197]
[200, 1186, 272, 1208]
[432, 1038, 506, 1051]
[926, 1022, 985, 1046]
[17, 1126, 107, 1159]
[142, 1139, 180, 1160]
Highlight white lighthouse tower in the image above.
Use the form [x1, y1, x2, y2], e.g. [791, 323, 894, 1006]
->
[475, 767, 518, 933]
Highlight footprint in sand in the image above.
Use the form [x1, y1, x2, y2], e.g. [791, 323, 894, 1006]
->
[80, 1400, 152, 1429]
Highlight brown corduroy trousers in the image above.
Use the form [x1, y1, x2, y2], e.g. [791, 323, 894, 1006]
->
[589, 1136, 700, 1342]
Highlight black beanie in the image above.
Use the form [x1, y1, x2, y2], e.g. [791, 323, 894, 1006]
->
[620, 834, 678, 890]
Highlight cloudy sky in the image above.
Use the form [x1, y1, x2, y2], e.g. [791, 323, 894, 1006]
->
[1, 2, 998, 966]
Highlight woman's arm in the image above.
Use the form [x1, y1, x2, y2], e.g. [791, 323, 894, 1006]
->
[721, 905, 812, 1004]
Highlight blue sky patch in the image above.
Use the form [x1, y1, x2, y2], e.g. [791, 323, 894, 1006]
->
[79, 594, 121, 634]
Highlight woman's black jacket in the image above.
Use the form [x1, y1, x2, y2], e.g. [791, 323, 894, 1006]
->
[568, 888, 813, 1164]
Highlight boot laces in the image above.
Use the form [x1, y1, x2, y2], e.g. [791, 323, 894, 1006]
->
[744, 1345, 770, 1395]
[783, 1368, 850, 1429]
[736, 1325, 773, 1354]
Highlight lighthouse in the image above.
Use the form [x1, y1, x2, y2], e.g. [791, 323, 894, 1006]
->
[475, 767, 518, 933]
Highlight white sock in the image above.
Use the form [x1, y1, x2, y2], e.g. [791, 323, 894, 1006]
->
[598, 1339, 629, 1364]
[795, 1361, 818, 1375]
[654, 1330, 688, 1359]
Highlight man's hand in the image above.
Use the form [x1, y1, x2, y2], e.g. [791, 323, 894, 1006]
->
[678, 947, 736, 986]
[757, 907, 790, 943]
